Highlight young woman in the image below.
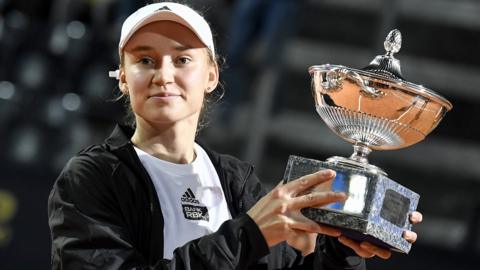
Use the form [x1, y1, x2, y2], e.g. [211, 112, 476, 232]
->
[48, 2, 421, 269]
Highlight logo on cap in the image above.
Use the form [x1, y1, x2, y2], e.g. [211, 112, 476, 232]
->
[157, 6, 171, 11]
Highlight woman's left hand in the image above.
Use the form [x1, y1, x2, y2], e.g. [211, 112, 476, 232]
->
[338, 211, 423, 259]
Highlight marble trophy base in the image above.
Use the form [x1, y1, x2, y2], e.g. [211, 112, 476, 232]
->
[283, 155, 419, 253]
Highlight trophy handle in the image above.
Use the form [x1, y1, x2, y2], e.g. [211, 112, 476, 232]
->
[321, 67, 385, 98]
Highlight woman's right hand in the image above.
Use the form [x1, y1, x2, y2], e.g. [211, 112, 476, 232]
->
[247, 170, 347, 249]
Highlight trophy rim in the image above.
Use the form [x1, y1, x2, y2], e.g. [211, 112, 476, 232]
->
[309, 64, 453, 111]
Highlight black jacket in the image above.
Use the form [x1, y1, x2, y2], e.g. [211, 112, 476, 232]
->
[48, 125, 365, 269]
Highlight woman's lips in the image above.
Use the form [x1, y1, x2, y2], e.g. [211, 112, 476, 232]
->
[149, 92, 181, 99]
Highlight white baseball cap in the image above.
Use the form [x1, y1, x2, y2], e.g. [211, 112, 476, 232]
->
[109, 2, 215, 79]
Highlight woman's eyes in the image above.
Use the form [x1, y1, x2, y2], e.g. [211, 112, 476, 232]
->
[139, 57, 155, 66]
[137, 56, 192, 66]
[175, 56, 192, 65]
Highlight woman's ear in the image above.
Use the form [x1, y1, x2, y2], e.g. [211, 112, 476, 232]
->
[118, 69, 128, 94]
[206, 63, 219, 93]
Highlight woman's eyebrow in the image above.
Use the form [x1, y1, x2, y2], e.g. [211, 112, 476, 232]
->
[129, 45, 154, 53]
[128, 45, 195, 53]
[173, 45, 194, 51]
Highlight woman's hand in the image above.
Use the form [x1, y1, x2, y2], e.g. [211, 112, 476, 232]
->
[285, 226, 335, 256]
[247, 170, 347, 249]
[338, 211, 423, 259]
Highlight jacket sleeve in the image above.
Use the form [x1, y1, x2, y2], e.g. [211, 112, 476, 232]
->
[238, 168, 366, 270]
[48, 155, 270, 270]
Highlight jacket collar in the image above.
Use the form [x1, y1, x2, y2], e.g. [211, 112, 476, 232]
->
[104, 124, 165, 262]
[105, 124, 135, 150]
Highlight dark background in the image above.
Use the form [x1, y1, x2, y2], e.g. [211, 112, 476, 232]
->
[0, 0, 479, 269]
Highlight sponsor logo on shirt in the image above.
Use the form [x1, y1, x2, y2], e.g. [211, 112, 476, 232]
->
[181, 188, 200, 204]
[181, 188, 209, 221]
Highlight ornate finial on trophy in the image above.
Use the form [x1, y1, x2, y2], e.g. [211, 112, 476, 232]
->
[362, 29, 404, 79]
[384, 29, 402, 56]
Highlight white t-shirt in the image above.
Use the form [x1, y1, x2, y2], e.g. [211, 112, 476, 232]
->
[134, 143, 232, 259]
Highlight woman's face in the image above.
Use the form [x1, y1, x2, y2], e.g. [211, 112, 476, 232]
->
[120, 21, 218, 128]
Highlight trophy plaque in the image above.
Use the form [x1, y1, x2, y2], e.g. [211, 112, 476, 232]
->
[283, 29, 452, 253]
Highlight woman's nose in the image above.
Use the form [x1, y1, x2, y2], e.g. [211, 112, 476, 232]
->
[152, 59, 174, 85]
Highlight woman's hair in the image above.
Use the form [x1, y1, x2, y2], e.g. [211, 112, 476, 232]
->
[117, 1, 225, 134]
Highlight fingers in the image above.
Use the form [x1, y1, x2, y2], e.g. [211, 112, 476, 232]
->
[289, 190, 347, 210]
[282, 170, 336, 195]
[289, 213, 342, 237]
[287, 230, 317, 256]
[338, 237, 392, 259]
[409, 211, 423, 224]
[314, 223, 342, 237]
[403, 230, 417, 243]
[338, 236, 375, 258]
[405, 211, 420, 243]
[286, 213, 322, 233]
[359, 241, 392, 259]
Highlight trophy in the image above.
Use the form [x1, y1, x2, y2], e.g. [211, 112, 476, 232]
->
[283, 29, 452, 253]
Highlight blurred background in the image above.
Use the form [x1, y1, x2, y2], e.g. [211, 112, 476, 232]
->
[0, 0, 479, 269]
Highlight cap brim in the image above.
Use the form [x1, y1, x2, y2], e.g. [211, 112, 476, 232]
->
[119, 11, 210, 54]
